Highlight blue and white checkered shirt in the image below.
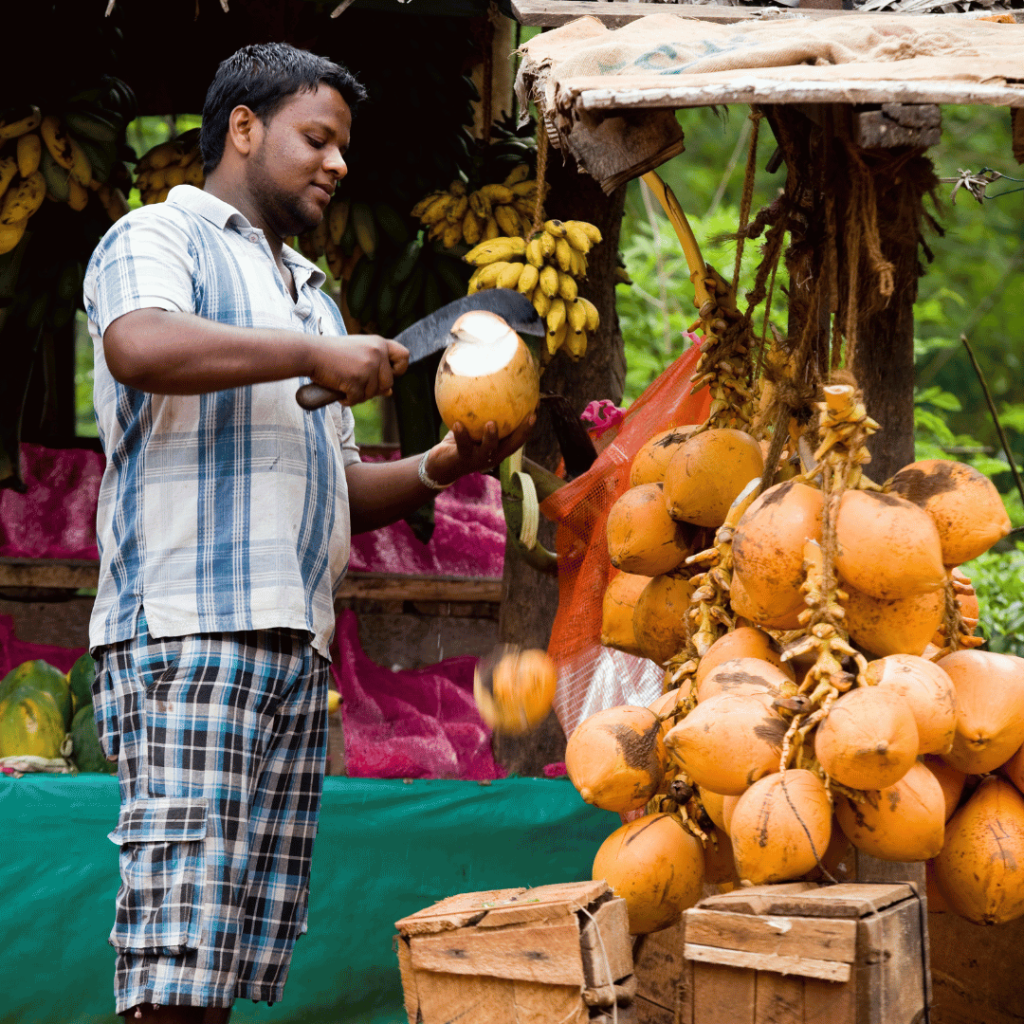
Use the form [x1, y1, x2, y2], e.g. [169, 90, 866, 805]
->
[85, 184, 360, 659]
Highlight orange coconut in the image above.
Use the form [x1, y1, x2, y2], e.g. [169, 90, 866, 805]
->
[592, 812, 704, 934]
[606, 483, 694, 577]
[648, 687, 684, 794]
[695, 657, 795, 707]
[730, 769, 833, 884]
[664, 691, 786, 796]
[632, 573, 695, 666]
[888, 458, 1011, 566]
[699, 787, 729, 833]
[730, 481, 824, 627]
[864, 654, 958, 755]
[662, 428, 764, 528]
[695, 627, 795, 689]
[479, 647, 558, 736]
[814, 686, 919, 790]
[434, 309, 539, 441]
[923, 754, 967, 820]
[703, 829, 739, 886]
[843, 583, 945, 659]
[630, 425, 700, 486]
[600, 571, 650, 657]
[565, 705, 666, 813]
[937, 650, 1024, 775]
[835, 760, 946, 862]
[803, 817, 854, 883]
[933, 775, 1024, 925]
[835, 489, 946, 601]
[729, 571, 802, 631]
[1003, 744, 1024, 796]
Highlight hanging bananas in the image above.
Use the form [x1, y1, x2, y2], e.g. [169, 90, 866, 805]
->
[134, 128, 204, 204]
[410, 165, 538, 251]
[462, 218, 602, 362]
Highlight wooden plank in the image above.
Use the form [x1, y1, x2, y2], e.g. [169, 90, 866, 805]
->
[633, 915, 686, 1014]
[395, 934, 419, 1024]
[696, 882, 914, 919]
[396, 887, 525, 935]
[510, 979, 589, 1024]
[692, 962, 757, 1024]
[580, 897, 634, 987]
[852, 104, 942, 148]
[411, 920, 586, 986]
[685, 908, 858, 963]
[412, 970, 516, 1024]
[634, 994, 675, 1024]
[754, 971, 805, 1024]
[855, 901, 928, 1024]
[0, 557, 100, 590]
[684, 942, 853, 983]
[803, 974, 857, 1024]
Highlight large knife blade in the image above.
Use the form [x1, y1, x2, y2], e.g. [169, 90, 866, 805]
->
[296, 288, 544, 411]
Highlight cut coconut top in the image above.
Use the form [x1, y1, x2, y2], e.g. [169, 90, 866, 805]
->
[445, 310, 522, 377]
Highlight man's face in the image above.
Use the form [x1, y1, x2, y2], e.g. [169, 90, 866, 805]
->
[244, 85, 351, 238]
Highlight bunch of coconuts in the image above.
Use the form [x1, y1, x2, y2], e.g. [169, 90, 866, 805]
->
[577, 424, 1024, 935]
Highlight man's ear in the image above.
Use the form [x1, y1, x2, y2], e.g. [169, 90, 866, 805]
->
[226, 105, 260, 158]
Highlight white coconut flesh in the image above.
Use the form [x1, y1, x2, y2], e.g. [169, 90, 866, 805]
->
[444, 310, 521, 376]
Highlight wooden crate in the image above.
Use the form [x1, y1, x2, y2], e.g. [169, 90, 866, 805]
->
[677, 882, 929, 1024]
[395, 879, 637, 1024]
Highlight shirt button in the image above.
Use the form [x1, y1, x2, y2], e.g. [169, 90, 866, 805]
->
[248, 234, 258, 243]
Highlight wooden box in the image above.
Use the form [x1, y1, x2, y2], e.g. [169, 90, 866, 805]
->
[394, 879, 637, 1024]
[635, 882, 929, 1024]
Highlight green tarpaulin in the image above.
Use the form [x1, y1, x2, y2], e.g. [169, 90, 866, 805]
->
[0, 774, 617, 1024]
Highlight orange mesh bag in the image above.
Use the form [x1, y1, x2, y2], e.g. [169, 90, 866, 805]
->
[541, 343, 710, 737]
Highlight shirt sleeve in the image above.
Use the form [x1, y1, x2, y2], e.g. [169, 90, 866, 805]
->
[84, 206, 199, 336]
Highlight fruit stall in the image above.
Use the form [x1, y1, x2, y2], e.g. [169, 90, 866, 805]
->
[3, 0, 1024, 1023]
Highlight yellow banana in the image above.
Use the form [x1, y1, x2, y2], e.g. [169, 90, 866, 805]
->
[578, 296, 600, 332]
[0, 106, 41, 142]
[555, 237, 574, 273]
[577, 221, 603, 245]
[427, 218, 448, 242]
[0, 157, 18, 199]
[483, 216, 500, 241]
[475, 261, 509, 290]
[184, 162, 205, 187]
[442, 221, 463, 249]
[546, 297, 566, 335]
[539, 230, 556, 259]
[481, 183, 515, 204]
[463, 236, 526, 266]
[570, 249, 588, 279]
[411, 191, 444, 218]
[494, 204, 520, 238]
[510, 179, 537, 197]
[446, 194, 468, 224]
[462, 209, 482, 247]
[143, 139, 183, 171]
[419, 193, 452, 226]
[16, 133, 41, 177]
[517, 263, 539, 295]
[558, 271, 578, 302]
[532, 290, 552, 319]
[496, 261, 524, 290]
[525, 237, 545, 268]
[68, 138, 92, 187]
[448, 179, 467, 198]
[468, 190, 492, 219]
[164, 164, 187, 188]
[503, 165, 531, 187]
[539, 265, 560, 299]
[328, 199, 350, 246]
[39, 115, 75, 170]
[544, 219, 568, 239]
[0, 171, 46, 224]
[351, 202, 377, 258]
[567, 297, 587, 334]
[565, 327, 587, 360]
[547, 320, 568, 357]
[0, 217, 28, 255]
[564, 221, 593, 254]
[66, 177, 89, 212]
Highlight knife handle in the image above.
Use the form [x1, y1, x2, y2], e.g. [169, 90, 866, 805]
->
[296, 382, 346, 410]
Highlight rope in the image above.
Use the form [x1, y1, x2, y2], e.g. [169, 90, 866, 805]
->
[577, 903, 619, 1024]
[731, 109, 762, 299]
[531, 125, 549, 239]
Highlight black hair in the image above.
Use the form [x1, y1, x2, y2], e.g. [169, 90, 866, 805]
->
[199, 42, 367, 174]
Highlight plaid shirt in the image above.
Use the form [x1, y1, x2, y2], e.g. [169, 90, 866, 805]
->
[84, 185, 360, 658]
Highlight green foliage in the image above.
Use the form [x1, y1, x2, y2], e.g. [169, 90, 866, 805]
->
[963, 542, 1024, 657]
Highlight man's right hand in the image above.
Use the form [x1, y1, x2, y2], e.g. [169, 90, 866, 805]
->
[309, 335, 410, 405]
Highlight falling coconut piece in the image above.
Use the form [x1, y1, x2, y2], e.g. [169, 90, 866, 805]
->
[473, 644, 557, 736]
[434, 309, 540, 441]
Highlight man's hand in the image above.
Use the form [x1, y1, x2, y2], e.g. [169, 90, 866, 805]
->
[424, 413, 538, 487]
[309, 335, 409, 405]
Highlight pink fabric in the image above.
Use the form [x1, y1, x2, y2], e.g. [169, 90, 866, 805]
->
[0, 614, 85, 678]
[0, 444, 104, 560]
[580, 399, 627, 440]
[330, 610, 503, 780]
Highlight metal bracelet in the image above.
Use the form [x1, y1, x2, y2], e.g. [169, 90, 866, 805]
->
[417, 450, 452, 491]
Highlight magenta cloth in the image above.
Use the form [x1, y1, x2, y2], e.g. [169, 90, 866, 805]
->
[348, 457, 505, 578]
[580, 399, 626, 440]
[331, 609, 503, 781]
[0, 444, 104, 560]
[0, 614, 85, 677]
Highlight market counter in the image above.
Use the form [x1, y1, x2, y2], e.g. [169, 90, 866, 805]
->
[0, 774, 617, 1024]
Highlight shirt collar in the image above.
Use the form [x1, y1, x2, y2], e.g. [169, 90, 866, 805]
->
[166, 185, 328, 289]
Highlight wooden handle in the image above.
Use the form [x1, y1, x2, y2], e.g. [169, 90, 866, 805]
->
[296, 382, 346, 410]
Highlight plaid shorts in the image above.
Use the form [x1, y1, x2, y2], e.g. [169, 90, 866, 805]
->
[92, 612, 330, 1013]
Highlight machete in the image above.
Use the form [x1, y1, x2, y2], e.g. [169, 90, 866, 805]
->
[295, 288, 544, 410]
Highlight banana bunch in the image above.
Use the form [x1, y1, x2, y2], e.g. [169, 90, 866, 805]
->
[463, 218, 602, 361]
[0, 103, 130, 254]
[135, 127, 204, 205]
[410, 165, 539, 252]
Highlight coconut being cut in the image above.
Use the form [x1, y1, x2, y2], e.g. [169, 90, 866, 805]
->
[434, 309, 540, 441]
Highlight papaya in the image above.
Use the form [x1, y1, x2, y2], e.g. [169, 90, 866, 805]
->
[66, 652, 97, 714]
[0, 659, 73, 728]
[70, 704, 116, 774]
[0, 686, 67, 758]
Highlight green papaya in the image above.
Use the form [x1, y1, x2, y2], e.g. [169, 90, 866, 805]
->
[70, 704, 116, 774]
[0, 687, 67, 759]
[0, 659, 73, 728]
[66, 652, 96, 713]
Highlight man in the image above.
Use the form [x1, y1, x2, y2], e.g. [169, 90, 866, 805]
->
[85, 42, 532, 1023]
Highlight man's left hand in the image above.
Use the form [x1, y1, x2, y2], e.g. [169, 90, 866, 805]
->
[424, 414, 538, 487]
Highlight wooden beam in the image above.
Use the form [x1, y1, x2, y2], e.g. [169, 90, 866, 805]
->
[511, 0, 851, 27]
